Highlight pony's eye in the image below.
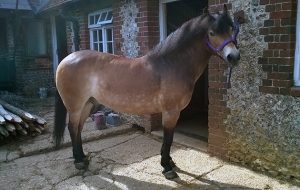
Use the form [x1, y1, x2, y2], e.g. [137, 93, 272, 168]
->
[209, 31, 215, 36]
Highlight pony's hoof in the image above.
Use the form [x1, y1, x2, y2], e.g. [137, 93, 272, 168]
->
[163, 170, 178, 180]
[74, 162, 87, 170]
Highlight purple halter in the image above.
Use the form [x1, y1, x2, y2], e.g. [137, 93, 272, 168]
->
[206, 18, 240, 53]
[206, 18, 241, 88]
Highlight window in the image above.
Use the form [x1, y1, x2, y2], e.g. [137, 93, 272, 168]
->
[26, 20, 47, 56]
[89, 9, 114, 53]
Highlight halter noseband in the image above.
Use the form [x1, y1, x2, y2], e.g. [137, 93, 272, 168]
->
[205, 18, 240, 53]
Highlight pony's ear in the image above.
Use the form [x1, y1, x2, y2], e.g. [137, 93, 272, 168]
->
[223, 4, 228, 13]
[203, 7, 209, 15]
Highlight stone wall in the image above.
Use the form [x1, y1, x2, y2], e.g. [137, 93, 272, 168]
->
[210, 0, 299, 182]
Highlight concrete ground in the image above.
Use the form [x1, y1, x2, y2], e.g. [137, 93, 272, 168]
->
[0, 129, 298, 190]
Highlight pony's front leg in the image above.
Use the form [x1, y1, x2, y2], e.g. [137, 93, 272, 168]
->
[161, 111, 180, 179]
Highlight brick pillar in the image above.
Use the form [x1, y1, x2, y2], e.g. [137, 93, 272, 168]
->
[207, 1, 231, 160]
[136, 0, 160, 55]
[258, 0, 296, 95]
[113, 0, 159, 56]
[112, 0, 161, 132]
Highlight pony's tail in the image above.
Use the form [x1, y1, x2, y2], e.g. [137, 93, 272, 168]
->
[53, 90, 67, 149]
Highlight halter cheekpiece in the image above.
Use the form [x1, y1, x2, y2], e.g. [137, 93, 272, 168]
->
[205, 18, 240, 53]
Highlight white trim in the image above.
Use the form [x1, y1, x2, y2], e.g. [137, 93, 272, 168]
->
[159, 0, 180, 41]
[50, 16, 59, 74]
[294, 0, 300, 86]
[88, 8, 113, 29]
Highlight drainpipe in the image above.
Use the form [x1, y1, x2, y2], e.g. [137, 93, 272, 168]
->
[294, 0, 300, 86]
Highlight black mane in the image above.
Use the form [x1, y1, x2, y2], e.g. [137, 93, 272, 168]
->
[211, 12, 234, 34]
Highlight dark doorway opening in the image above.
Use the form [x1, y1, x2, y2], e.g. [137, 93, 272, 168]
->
[0, 18, 15, 91]
[55, 16, 68, 63]
[166, 0, 208, 141]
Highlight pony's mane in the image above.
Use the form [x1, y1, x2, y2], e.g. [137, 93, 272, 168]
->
[146, 14, 212, 59]
[211, 12, 233, 34]
[146, 12, 233, 59]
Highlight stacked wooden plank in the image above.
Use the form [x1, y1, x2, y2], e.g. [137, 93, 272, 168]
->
[0, 99, 47, 140]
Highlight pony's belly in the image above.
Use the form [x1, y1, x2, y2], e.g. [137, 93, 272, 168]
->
[95, 93, 162, 114]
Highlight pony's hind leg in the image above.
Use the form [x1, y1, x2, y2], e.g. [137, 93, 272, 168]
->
[161, 111, 180, 180]
[73, 100, 94, 169]
[68, 111, 86, 169]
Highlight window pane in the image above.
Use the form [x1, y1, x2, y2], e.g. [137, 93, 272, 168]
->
[98, 30, 103, 41]
[99, 43, 103, 52]
[107, 42, 113, 53]
[107, 11, 112, 21]
[89, 16, 94, 25]
[100, 12, 107, 21]
[93, 30, 98, 42]
[93, 43, 98, 51]
[106, 28, 112, 41]
[95, 14, 100, 24]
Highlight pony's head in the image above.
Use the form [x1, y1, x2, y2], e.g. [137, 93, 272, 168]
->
[205, 5, 240, 66]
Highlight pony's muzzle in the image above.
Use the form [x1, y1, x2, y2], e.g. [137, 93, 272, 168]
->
[227, 52, 240, 64]
[224, 46, 240, 65]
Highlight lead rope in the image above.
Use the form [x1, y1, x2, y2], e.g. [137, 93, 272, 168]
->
[227, 67, 232, 89]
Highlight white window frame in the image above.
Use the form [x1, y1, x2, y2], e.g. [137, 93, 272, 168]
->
[294, 0, 300, 86]
[89, 26, 114, 53]
[88, 9, 114, 53]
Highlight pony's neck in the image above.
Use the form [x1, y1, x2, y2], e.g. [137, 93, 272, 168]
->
[145, 15, 213, 81]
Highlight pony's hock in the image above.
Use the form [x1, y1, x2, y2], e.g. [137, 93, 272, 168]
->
[54, 5, 241, 180]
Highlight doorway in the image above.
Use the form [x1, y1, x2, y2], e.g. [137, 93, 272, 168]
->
[51, 15, 68, 73]
[160, 0, 208, 141]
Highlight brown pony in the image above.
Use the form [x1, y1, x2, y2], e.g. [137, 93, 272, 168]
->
[54, 5, 240, 179]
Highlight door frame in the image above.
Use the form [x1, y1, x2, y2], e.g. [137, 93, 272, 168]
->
[159, 0, 180, 41]
[50, 15, 59, 75]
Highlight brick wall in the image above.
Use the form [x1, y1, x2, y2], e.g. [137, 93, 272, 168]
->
[136, 0, 160, 55]
[65, 9, 90, 54]
[258, 0, 297, 95]
[1, 12, 54, 95]
[207, 1, 232, 159]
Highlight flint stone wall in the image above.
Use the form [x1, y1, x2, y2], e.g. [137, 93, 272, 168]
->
[226, 0, 300, 181]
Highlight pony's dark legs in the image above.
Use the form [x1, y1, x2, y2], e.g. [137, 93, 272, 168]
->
[161, 127, 175, 170]
[70, 101, 95, 169]
[68, 122, 85, 163]
[161, 111, 180, 179]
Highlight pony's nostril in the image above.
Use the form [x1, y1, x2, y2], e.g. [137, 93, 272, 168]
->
[227, 54, 233, 62]
[227, 53, 240, 63]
